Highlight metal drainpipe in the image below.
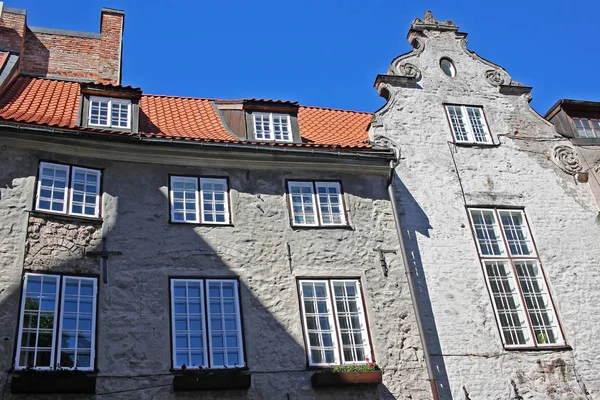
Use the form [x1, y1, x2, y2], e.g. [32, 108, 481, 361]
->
[387, 162, 440, 400]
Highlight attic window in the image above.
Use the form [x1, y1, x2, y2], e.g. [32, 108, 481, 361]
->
[252, 112, 292, 142]
[88, 96, 131, 129]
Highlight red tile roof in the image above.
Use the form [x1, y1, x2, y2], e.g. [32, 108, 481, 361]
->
[298, 106, 371, 148]
[0, 76, 373, 149]
[139, 94, 234, 141]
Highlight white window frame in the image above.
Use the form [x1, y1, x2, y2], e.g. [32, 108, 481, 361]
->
[169, 176, 230, 225]
[36, 162, 102, 218]
[15, 274, 98, 371]
[298, 279, 372, 367]
[444, 105, 492, 144]
[288, 181, 347, 227]
[467, 208, 565, 349]
[252, 112, 293, 142]
[88, 96, 131, 129]
[169, 176, 200, 224]
[68, 166, 102, 218]
[170, 279, 245, 369]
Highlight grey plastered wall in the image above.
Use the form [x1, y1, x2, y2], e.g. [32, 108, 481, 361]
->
[0, 140, 430, 399]
[370, 20, 600, 400]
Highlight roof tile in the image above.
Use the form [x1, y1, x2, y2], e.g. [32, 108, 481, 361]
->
[0, 76, 374, 149]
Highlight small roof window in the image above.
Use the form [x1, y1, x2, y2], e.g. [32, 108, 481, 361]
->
[440, 58, 456, 77]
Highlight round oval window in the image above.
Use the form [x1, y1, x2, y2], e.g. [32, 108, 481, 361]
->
[440, 58, 456, 77]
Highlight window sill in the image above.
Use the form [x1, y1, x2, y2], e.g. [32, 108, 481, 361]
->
[504, 344, 572, 352]
[291, 224, 354, 231]
[169, 220, 234, 227]
[571, 138, 600, 146]
[172, 369, 251, 391]
[311, 370, 382, 388]
[452, 142, 500, 148]
[30, 210, 103, 224]
[11, 372, 96, 394]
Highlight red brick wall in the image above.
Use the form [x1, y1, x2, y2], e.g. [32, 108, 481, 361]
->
[21, 31, 102, 81]
[0, 10, 26, 54]
[19, 9, 123, 84]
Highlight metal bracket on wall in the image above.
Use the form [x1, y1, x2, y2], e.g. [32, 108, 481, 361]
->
[286, 242, 293, 274]
[374, 248, 397, 277]
[86, 236, 122, 284]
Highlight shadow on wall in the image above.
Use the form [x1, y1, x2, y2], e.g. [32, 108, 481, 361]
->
[394, 176, 452, 399]
[0, 152, 397, 399]
[21, 30, 50, 76]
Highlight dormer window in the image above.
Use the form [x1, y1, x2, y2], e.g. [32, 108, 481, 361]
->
[88, 96, 131, 129]
[252, 112, 292, 142]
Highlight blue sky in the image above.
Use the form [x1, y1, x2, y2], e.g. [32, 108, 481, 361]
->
[13, 0, 600, 115]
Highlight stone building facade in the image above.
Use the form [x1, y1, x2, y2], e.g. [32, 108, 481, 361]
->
[0, 4, 431, 399]
[370, 11, 600, 400]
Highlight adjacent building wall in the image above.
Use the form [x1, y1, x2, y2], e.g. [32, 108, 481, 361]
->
[370, 12, 600, 399]
[0, 139, 430, 399]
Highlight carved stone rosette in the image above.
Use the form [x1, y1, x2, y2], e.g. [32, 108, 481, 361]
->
[552, 145, 583, 175]
[484, 69, 505, 86]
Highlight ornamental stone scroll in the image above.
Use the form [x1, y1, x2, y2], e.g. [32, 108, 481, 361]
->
[393, 62, 421, 79]
[552, 145, 583, 175]
[484, 69, 506, 86]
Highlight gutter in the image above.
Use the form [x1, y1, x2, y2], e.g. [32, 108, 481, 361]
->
[0, 122, 396, 162]
[387, 161, 440, 400]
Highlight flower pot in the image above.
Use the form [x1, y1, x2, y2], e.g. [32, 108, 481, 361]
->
[311, 370, 382, 388]
[173, 370, 251, 391]
[11, 373, 96, 394]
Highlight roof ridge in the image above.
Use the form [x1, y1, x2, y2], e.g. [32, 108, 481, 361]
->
[299, 104, 373, 114]
[143, 93, 216, 101]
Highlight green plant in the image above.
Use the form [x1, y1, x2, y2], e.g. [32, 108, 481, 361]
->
[537, 332, 548, 344]
[596, 212, 600, 224]
[329, 358, 379, 373]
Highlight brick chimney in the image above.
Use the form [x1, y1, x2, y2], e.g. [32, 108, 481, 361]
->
[98, 8, 124, 84]
[7, 6, 125, 84]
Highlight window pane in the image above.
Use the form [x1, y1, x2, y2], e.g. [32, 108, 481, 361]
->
[200, 178, 229, 224]
[514, 261, 563, 345]
[466, 107, 489, 143]
[446, 106, 469, 142]
[171, 280, 207, 368]
[315, 182, 345, 225]
[300, 281, 337, 365]
[58, 277, 97, 370]
[332, 281, 370, 364]
[499, 211, 535, 256]
[69, 167, 101, 217]
[469, 210, 505, 256]
[171, 177, 198, 223]
[253, 113, 272, 140]
[573, 118, 595, 138]
[590, 119, 600, 138]
[89, 99, 109, 126]
[110, 100, 130, 128]
[484, 261, 532, 346]
[272, 114, 291, 141]
[37, 163, 69, 214]
[17, 274, 60, 369]
[206, 280, 243, 368]
[288, 182, 316, 226]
